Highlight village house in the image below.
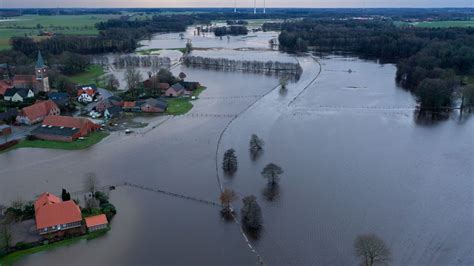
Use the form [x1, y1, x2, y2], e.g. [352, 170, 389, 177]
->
[165, 83, 186, 97]
[77, 84, 97, 104]
[122, 101, 140, 112]
[34, 192, 82, 236]
[95, 96, 123, 113]
[104, 105, 123, 119]
[85, 214, 109, 233]
[3, 88, 35, 103]
[31, 115, 101, 142]
[16, 100, 60, 125]
[136, 98, 168, 113]
[12, 51, 50, 93]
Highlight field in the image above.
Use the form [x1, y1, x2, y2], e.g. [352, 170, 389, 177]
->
[0, 15, 118, 50]
[396, 19, 474, 28]
[67, 65, 105, 85]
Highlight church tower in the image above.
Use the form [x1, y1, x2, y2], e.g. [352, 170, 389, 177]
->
[35, 51, 50, 92]
[35, 51, 47, 80]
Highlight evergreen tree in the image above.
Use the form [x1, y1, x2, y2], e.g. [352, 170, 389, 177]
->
[241, 195, 263, 230]
[222, 149, 238, 175]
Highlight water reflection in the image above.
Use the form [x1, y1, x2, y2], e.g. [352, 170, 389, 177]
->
[262, 183, 281, 202]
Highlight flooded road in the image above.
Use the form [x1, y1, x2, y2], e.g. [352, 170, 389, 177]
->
[0, 27, 473, 265]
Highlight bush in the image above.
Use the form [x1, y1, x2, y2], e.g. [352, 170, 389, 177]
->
[100, 203, 117, 220]
[94, 191, 109, 205]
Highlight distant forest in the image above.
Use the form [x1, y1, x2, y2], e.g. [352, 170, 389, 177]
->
[264, 19, 474, 111]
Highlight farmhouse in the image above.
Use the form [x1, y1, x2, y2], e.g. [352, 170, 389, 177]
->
[165, 83, 186, 97]
[104, 105, 123, 119]
[31, 115, 100, 142]
[3, 88, 35, 103]
[16, 100, 60, 125]
[77, 84, 97, 104]
[35, 192, 82, 236]
[85, 214, 109, 233]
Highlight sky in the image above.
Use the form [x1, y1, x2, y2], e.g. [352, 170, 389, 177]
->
[1, 0, 473, 8]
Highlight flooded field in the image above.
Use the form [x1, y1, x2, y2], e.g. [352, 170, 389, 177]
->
[0, 26, 473, 265]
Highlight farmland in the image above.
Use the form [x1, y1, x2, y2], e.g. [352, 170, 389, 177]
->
[0, 14, 118, 50]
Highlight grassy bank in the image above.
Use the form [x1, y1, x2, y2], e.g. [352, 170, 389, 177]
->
[67, 65, 105, 85]
[165, 86, 206, 116]
[0, 229, 109, 266]
[2, 131, 109, 153]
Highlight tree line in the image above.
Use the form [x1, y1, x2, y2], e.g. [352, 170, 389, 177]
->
[266, 18, 474, 113]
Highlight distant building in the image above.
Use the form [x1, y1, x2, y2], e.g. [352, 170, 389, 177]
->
[85, 214, 109, 233]
[95, 96, 123, 113]
[136, 98, 168, 113]
[16, 100, 60, 125]
[34, 192, 82, 236]
[31, 115, 100, 142]
[0, 80, 13, 96]
[3, 88, 35, 103]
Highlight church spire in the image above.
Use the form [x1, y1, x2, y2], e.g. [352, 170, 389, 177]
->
[36, 51, 46, 69]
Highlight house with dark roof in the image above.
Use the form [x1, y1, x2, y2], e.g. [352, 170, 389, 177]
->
[48, 92, 70, 107]
[179, 81, 201, 91]
[34, 192, 82, 236]
[16, 100, 60, 125]
[104, 105, 123, 119]
[3, 88, 35, 103]
[165, 83, 186, 97]
[31, 115, 100, 142]
[0, 124, 12, 136]
[136, 98, 168, 113]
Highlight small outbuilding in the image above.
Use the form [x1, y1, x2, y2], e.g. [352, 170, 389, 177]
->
[85, 214, 109, 232]
[165, 83, 185, 97]
[0, 124, 12, 136]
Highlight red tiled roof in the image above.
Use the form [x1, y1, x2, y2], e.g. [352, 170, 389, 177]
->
[34, 192, 61, 212]
[42, 115, 94, 129]
[85, 214, 108, 228]
[77, 86, 96, 96]
[20, 100, 58, 122]
[0, 80, 13, 95]
[35, 196, 82, 230]
[13, 75, 36, 83]
[159, 83, 170, 90]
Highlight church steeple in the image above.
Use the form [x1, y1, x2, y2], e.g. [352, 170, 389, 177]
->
[35, 51, 47, 80]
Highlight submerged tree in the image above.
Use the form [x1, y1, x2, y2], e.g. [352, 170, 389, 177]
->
[249, 134, 264, 159]
[222, 149, 238, 175]
[279, 76, 289, 90]
[354, 234, 391, 266]
[179, 72, 187, 81]
[461, 84, 474, 114]
[219, 188, 238, 214]
[84, 173, 100, 196]
[241, 195, 263, 230]
[261, 163, 284, 185]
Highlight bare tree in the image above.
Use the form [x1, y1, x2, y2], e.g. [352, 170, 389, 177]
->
[354, 234, 391, 266]
[124, 66, 142, 97]
[84, 172, 100, 196]
[249, 134, 264, 159]
[261, 163, 283, 185]
[0, 225, 12, 254]
[219, 188, 238, 214]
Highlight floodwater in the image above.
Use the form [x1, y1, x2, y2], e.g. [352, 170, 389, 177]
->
[0, 26, 473, 266]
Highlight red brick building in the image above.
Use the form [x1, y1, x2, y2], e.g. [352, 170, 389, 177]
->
[35, 192, 82, 236]
[16, 100, 60, 125]
[32, 115, 101, 142]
